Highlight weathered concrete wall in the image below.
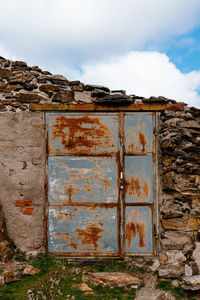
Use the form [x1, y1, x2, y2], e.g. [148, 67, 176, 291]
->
[0, 111, 45, 252]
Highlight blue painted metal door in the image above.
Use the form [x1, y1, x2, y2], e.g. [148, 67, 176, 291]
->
[124, 113, 155, 254]
[46, 112, 156, 256]
[46, 113, 120, 256]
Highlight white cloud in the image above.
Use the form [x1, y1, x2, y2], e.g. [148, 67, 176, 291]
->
[0, 0, 200, 65]
[76, 51, 200, 107]
[0, 1, 200, 107]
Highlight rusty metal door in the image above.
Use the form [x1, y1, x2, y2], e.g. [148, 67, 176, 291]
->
[123, 113, 155, 255]
[46, 112, 156, 257]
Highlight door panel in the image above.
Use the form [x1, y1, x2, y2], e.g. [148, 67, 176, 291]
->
[48, 206, 118, 253]
[124, 113, 153, 154]
[125, 156, 154, 203]
[124, 112, 155, 255]
[125, 206, 153, 253]
[46, 112, 120, 256]
[46, 113, 119, 155]
[48, 156, 118, 204]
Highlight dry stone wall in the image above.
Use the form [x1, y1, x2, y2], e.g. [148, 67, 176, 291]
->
[158, 108, 200, 280]
[0, 56, 177, 111]
[0, 56, 200, 286]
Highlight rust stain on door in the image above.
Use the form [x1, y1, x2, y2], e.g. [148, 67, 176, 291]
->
[52, 116, 109, 149]
[47, 113, 119, 155]
[125, 207, 152, 253]
[126, 213, 147, 249]
[139, 130, 147, 152]
[125, 174, 150, 201]
[75, 224, 104, 251]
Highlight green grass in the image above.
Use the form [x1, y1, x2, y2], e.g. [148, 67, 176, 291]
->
[0, 255, 137, 300]
[2, 255, 199, 300]
[14, 251, 27, 262]
[91, 260, 127, 272]
[0, 254, 59, 300]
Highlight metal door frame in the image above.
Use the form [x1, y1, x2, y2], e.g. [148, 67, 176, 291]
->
[44, 111, 158, 257]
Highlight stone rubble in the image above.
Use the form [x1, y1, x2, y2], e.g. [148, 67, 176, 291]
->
[158, 251, 186, 278]
[181, 275, 200, 291]
[135, 275, 175, 300]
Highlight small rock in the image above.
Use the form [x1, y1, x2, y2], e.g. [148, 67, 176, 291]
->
[3, 270, 19, 283]
[171, 279, 180, 287]
[161, 231, 191, 251]
[15, 92, 47, 103]
[164, 250, 186, 265]
[179, 120, 200, 129]
[158, 251, 186, 278]
[50, 74, 68, 85]
[91, 89, 109, 98]
[185, 264, 193, 276]
[135, 99, 143, 104]
[149, 259, 160, 272]
[23, 265, 40, 275]
[52, 74, 68, 81]
[157, 290, 176, 300]
[135, 275, 175, 300]
[111, 89, 126, 94]
[32, 66, 41, 72]
[52, 90, 73, 103]
[95, 94, 132, 105]
[70, 81, 84, 92]
[85, 84, 110, 92]
[159, 253, 168, 265]
[74, 91, 92, 103]
[78, 283, 93, 292]
[39, 84, 61, 93]
[181, 275, 200, 290]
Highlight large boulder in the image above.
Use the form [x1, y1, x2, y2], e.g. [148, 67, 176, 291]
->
[83, 272, 140, 289]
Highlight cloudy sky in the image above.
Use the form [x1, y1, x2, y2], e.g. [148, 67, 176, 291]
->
[1, 0, 200, 107]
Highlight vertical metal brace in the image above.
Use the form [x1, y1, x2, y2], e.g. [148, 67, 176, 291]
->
[43, 113, 49, 251]
[155, 112, 159, 255]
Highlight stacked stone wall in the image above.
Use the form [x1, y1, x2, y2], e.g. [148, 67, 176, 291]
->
[158, 108, 200, 278]
[0, 56, 177, 111]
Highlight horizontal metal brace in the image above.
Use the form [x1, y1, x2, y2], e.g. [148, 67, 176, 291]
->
[30, 103, 185, 112]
